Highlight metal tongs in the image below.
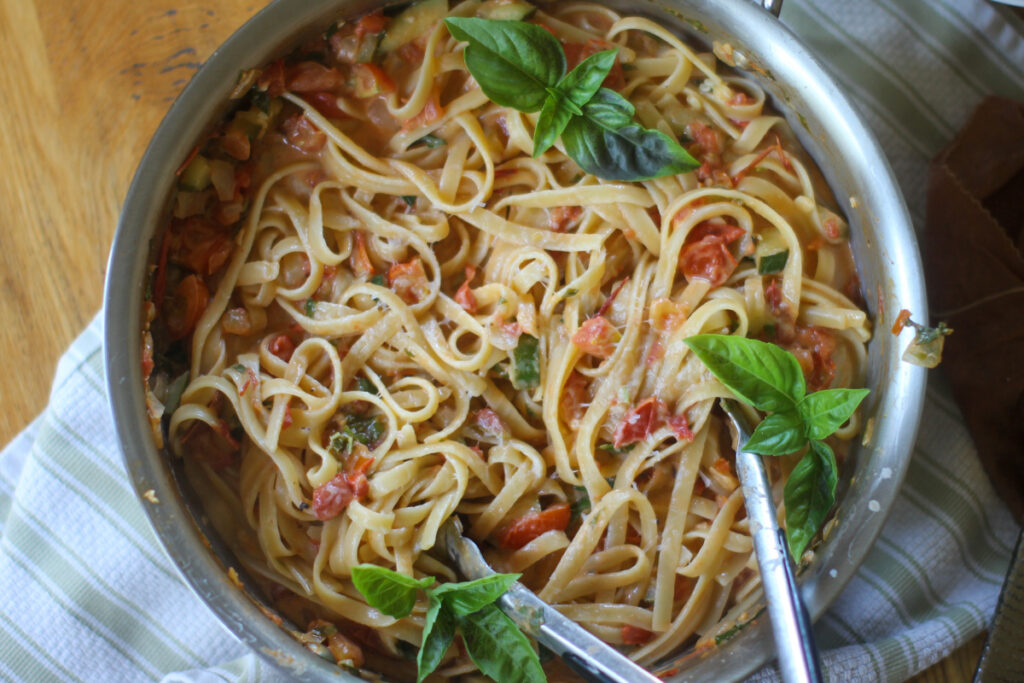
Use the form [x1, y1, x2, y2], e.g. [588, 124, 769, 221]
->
[439, 517, 661, 683]
[720, 398, 824, 683]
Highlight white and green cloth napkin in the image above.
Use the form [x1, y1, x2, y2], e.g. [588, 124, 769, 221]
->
[2, 1, 1023, 681]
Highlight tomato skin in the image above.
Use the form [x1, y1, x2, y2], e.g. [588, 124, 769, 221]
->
[783, 325, 837, 392]
[497, 503, 572, 550]
[312, 471, 369, 521]
[455, 265, 478, 313]
[679, 221, 745, 288]
[572, 316, 619, 358]
[351, 230, 375, 277]
[164, 274, 209, 340]
[621, 625, 655, 645]
[561, 371, 589, 426]
[287, 61, 345, 93]
[474, 408, 508, 439]
[354, 10, 388, 39]
[400, 88, 442, 132]
[268, 334, 295, 362]
[388, 258, 430, 304]
[549, 205, 582, 233]
[283, 113, 327, 153]
[613, 396, 694, 448]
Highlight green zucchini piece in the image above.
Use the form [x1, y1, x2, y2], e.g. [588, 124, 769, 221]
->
[179, 155, 211, 191]
[477, 0, 536, 20]
[379, 0, 448, 53]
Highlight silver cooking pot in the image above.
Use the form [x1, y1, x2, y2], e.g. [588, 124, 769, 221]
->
[104, 0, 928, 679]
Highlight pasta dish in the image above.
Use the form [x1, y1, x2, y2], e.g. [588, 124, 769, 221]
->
[141, 0, 870, 678]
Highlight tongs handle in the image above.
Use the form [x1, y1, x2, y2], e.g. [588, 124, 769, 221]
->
[722, 400, 824, 683]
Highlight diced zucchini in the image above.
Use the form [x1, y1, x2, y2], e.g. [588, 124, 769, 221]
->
[232, 108, 268, 140]
[179, 155, 211, 191]
[477, 0, 535, 20]
[356, 32, 383, 63]
[379, 0, 448, 53]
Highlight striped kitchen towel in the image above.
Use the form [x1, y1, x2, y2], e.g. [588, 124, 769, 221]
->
[1, 0, 1023, 681]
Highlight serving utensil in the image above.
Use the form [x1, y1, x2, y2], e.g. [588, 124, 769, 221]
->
[438, 517, 662, 683]
[720, 399, 825, 683]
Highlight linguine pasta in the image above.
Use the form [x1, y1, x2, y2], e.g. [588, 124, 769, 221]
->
[142, 0, 870, 677]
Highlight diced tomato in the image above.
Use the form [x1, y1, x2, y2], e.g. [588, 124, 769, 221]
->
[220, 126, 251, 161]
[352, 63, 395, 98]
[549, 205, 582, 233]
[397, 40, 425, 67]
[613, 396, 662, 448]
[891, 308, 912, 335]
[401, 88, 443, 132]
[269, 334, 295, 362]
[764, 276, 784, 317]
[613, 396, 693, 448]
[572, 316, 619, 359]
[141, 330, 155, 380]
[823, 215, 843, 240]
[282, 113, 327, 153]
[728, 90, 755, 106]
[782, 325, 837, 392]
[679, 221, 745, 288]
[287, 61, 345, 93]
[474, 407, 508, 439]
[455, 265, 478, 313]
[388, 258, 430, 304]
[561, 371, 588, 426]
[312, 471, 369, 521]
[281, 404, 294, 429]
[621, 626, 655, 645]
[666, 413, 693, 441]
[351, 230, 375, 277]
[712, 458, 732, 475]
[306, 91, 348, 119]
[354, 11, 389, 39]
[497, 503, 571, 550]
[258, 59, 287, 98]
[239, 367, 259, 394]
[164, 274, 209, 340]
[688, 120, 721, 156]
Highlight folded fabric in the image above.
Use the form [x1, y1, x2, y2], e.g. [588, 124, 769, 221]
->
[2, 1, 1024, 682]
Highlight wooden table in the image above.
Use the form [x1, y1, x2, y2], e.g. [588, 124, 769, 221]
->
[0, 0, 999, 679]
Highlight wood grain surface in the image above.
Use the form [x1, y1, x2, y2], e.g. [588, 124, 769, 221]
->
[0, 0, 998, 679]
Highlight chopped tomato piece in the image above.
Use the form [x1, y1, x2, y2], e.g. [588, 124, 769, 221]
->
[783, 325, 837, 392]
[666, 413, 693, 441]
[688, 120, 721, 156]
[498, 503, 571, 550]
[401, 88, 443, 132]
[679, 221, 745, 288]
[823, 215, 843, 240]
[164, 274, 209, 340]
[765, 276, 784, 317]
[455, 265, 478, 313]
[892, 308, 912, 335]
[282, 114, 327, 153]
[306, 91, 348, 119]
[355, 11, 389, 38]
[351, 230, 375, 277]
[388, 258, 430, 304]
[269, 334, 295, 362]
[287, 61, 345, 93]
[281, 404, 294, 430]
[728, 90, 755, 106]
[549, 205, 582, 233]
[312, 470, 369, 521]
[613, 396, 662, 448]
[561, 371, 589, 426]
[474, 407, 508, 439]
[257, 59, 287, 98]
[141, 331, 155, 380]
[352, 63, 395, 98]
[621, 626, 655, 645]
[572, 316, 619, 359]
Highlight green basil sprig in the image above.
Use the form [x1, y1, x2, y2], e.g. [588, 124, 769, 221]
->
[444, 17, 698, 181]
[351, 564, 545, 683]
[683, 334, 869, 559]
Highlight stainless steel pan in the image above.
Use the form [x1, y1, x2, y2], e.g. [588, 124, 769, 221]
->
[104, 0, 928, 679]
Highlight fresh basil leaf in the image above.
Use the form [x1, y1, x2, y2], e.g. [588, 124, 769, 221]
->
[328, 430, 354, 456]
[797, 388, 870, 441]
[461, 604, 546, 683]
[684, 334, 806, 412]
[164, 371, 190, 416]
[356, 376, 379, 395]
[305, 298, 317, 317]
[563, 89, 698, 181]
[370, 273, 387, 286]
[345, 413, 384, 446]
[417, 595, 456, 683]
[445, 17, 565, 112]
[432, 573, 520, 617]
[401, 195, 417, 207]
[557, 48, 617, 108]
[783, 440, 837, 560]
[411, 133, 447, 149]
[350, 565, 435, 619]
[511, 334, 541, 390]
[533, 94, 575, 157]
[742, 410, 807, 456]
[757, 249, 789, 275]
